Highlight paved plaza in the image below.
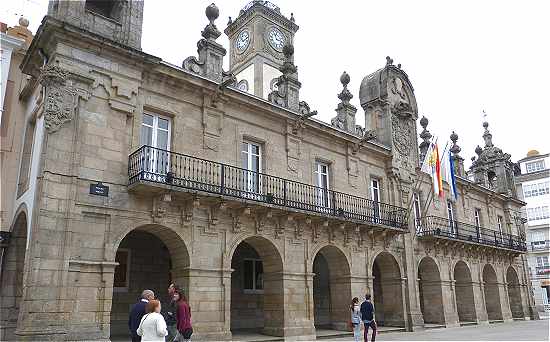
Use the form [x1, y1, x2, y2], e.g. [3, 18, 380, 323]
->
[328, 319, 550, 341]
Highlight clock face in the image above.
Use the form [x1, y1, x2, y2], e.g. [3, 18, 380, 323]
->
[235, 30, 250, 53]
[267, 27, 285, 51]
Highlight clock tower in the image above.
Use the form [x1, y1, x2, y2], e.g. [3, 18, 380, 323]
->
[225, 1, 299, 99]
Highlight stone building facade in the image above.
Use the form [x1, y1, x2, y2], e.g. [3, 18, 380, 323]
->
[0, 1, 538, 341]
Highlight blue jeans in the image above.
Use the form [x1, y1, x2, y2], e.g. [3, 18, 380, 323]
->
[363, 320, 377, 342]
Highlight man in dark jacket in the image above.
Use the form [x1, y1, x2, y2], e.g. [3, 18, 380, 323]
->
[128, 289, 155, 342]
[164, 283, 180, 342]
[360, 294, 377, 342]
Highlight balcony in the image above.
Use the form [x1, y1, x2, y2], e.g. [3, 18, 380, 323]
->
[128, 146, 408, 231]
[535, 266, 550, 276]
[529, 240, 550, 252]
[416, 216, 526, 253]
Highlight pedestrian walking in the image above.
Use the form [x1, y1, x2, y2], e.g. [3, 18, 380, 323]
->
[129, 289, 155, 342]
[164, 283, 180, 342]
[350, 297, 362, 342]
[360, 294, 377, 342]
[137, 299, 168, 342]
[174, 290, 193, 342]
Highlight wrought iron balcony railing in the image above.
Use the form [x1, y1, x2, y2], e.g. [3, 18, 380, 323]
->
[530, 240, 550, 251]
[128, 146, 408, 230]
[535, 266, 550, 276]
[416, 216, 526, 252]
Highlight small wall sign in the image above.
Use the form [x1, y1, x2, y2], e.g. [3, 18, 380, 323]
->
[90, 182, 109, 197]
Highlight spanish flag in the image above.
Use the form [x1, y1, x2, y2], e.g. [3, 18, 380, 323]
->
[421, 140, 444, 198]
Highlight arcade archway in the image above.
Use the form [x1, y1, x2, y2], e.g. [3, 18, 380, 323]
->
[506, 267, 523, 319]
[482, 264, 503, 321]
[372, 252, 405, 327]
[312, 245, 351, 330]
[418, 257, 445, 324]
[453, 261, 477, 322]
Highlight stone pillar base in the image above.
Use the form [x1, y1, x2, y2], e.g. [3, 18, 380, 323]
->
[408, 312, 425, 331]
[15, 327, 68, 342]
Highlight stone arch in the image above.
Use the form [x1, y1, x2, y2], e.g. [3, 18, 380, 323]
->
[229, 235, 284, 337]
[109, 224, 190, 339]
[453, 260, 477, 322]
[372, 251, 405, 327]
[0, 211, 28, 341]
[482, 264, 503, 321]
[506, 266, 523, 319]
[418, 256, 445, 324]
[312, 244, 352, 330]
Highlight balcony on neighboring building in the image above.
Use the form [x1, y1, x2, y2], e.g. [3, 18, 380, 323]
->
[416, 216, 526, 253]
[530, 240, 550, 252]
[535, 266, 550, 276]
[128, 145, 408, 231]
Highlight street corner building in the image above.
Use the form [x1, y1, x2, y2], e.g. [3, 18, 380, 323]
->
[0, 1, 540, 341]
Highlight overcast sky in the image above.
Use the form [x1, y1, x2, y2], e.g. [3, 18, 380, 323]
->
[3, 0, 549, 166]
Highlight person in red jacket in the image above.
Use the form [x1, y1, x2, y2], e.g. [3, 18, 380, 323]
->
[174, 289, 193, 341]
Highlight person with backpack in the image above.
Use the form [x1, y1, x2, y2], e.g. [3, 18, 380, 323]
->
[360, 294, 377, 342]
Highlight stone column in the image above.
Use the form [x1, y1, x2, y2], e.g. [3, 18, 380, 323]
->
[472, 270, 489, 324]
[402, 235, 424, 330]
[441, 279, 460, 327]
[499, 281, 513, 321]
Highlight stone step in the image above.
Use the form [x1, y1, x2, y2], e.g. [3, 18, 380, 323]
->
[460, 321, 478, 326]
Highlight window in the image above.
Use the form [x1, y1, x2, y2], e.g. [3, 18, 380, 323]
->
[141, 113, 170, 150]
[497, 215, 503, 234]
[525, 160, 545, 173]
[527, 206, 550, 221]
[371, 179, 381, 220]
[447, 201, 456, 234]
[17, 120, 36, 198]
[85, 0, 123, 21]
[114, 249, 130, 291]
[474, 209, 481, 227]
[315, 161, 330, 208]
[242, 141, 262, 193]
[523, 182, 550, 198]
[530, 230, 546, 243]
[243, 259, 263, 292]
[536, 256, 549, 267]
[413, 192, 422, 229]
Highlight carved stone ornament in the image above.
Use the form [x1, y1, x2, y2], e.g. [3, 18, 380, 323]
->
[391, 114, 412, 156]
[39, 64, 77, 133]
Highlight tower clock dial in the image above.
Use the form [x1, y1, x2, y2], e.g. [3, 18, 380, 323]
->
[236, 30, 250, 53]
[267, 27, 285, 51]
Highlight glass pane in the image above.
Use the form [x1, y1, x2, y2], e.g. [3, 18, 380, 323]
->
[242, 142, 248, 153]
[252, 155, 260, 173]
[251, 144, 260, 155]
[158, 117, 169, 130]
[320, 174, 328, 189]
[255, 260, 263, 290]
[140, 125, 152, 146]
[241, 151, 248, 169]
[157, 130, 168, 150]
[243, 260, 254, 290]
[142, 113, 153, 126]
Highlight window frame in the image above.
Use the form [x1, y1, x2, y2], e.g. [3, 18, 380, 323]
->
[314, 161, 330, 208]
[241, 140, 262, 194]
[526, 160, 545, 173]
[113, 248, 131, 292]
[140, 112, 171, 150]
[242, 258, 264, 294]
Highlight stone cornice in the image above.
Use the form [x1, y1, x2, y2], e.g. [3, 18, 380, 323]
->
[225, 4, 299, 36]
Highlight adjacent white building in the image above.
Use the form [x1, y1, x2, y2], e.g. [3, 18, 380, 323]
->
[516, 150, 550, 312]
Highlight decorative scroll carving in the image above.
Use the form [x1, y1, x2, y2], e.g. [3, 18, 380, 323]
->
[39, 64, 77, 133]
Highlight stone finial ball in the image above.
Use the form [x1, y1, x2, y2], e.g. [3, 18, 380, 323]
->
[482, 121, 489, 129]
[283, 43, 294, 58]
[19, 16, 29, 27]
[205, 3, 219, 22]
[450, 131, 458, 142]
[419, 116, 428, 128]
[340, 71, 350, 86]
[475, 145, 483, 155]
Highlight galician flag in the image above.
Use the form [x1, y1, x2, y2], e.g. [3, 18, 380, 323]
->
[421, 139, 444, 198]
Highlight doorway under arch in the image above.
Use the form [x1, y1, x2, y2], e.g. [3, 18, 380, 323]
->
[372, 252, 405, 327]
[230, 236, 284, 337]
[110, 225, 190, 339]
[312, 245, 351, 330]
[453, 261, 477, 322]
[0, 212, 27, 341]
[506, 267, 524, 319]
[418, 257, 445, 324]
[482, 264, 503, 321]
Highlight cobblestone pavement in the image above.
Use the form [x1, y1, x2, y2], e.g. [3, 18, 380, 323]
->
[327, 319, 550, 341]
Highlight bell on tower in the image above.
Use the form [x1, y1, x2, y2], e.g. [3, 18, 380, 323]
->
[47, 0, 144, 50]
[224, 1, 299, 98]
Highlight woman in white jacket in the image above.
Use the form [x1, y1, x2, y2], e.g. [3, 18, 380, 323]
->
[137, 300, 168, 342]
[350, 297, 362, 342]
